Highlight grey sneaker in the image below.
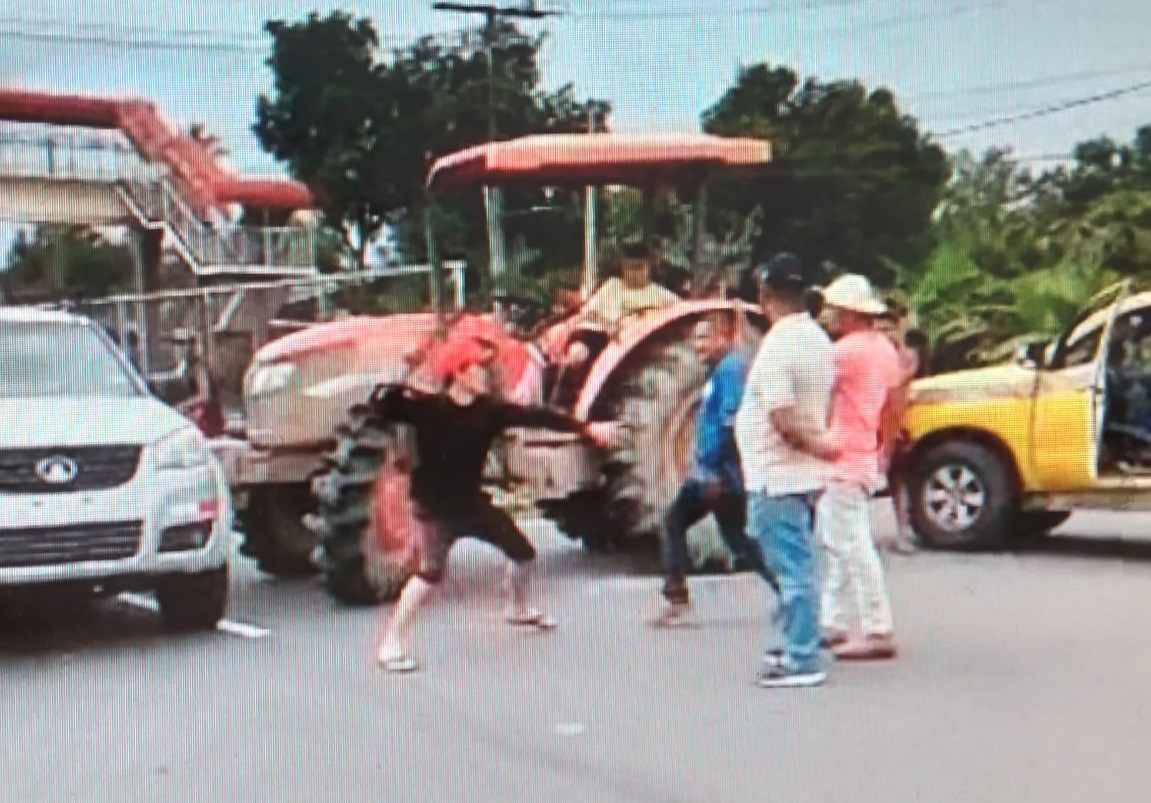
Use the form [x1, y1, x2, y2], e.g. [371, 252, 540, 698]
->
[756, 653, 827, 688]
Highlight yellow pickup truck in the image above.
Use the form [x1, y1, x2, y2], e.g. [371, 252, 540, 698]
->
[902, 283, 1151, 549]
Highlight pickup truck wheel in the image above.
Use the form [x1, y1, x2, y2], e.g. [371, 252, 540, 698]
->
[239, 484, 319, 578]
[909, 441, 1017, 550]
[156, 566, 228, 631]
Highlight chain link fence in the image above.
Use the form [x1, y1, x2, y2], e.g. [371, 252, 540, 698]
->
[48, 264, 467, 411]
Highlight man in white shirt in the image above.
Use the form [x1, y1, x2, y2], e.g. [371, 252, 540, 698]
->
[735, 253, 840, 689]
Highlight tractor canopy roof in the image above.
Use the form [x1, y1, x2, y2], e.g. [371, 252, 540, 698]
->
[426, 133, 772, 195]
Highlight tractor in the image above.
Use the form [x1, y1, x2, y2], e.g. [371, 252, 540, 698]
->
[215, 133, 773, 604]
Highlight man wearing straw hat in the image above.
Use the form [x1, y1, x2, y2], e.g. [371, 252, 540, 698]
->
[816, 274, 906, 661]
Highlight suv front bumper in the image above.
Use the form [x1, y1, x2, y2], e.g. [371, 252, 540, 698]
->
[0, 461, 233, 587]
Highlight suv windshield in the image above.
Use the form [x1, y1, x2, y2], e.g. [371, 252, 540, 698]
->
[0, 320, 144, 398]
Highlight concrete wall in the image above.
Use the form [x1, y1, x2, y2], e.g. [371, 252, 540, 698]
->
[0, 177, 132, 225]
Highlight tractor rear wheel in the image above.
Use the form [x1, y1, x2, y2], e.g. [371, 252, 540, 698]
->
[238, 484, 320, 578]
[305, 405, 415, 606]
[588, 321, 740, 571]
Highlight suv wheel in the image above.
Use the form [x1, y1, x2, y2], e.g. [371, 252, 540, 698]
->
[156, 566, 228, 631]
[909, 441, 1017, 550]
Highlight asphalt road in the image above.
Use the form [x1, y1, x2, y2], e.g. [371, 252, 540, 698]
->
[3, 506, 1151, 803]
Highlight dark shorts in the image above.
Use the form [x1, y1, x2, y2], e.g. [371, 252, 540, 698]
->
[412, 501, 537, 584]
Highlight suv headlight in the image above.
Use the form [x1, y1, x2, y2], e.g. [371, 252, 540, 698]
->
[155, 427, 211, 470]
[246, 362, 297, 398]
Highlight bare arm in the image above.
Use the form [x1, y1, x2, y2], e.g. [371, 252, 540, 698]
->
[878, 382, 910, 466]
[770, 405, 841, 461]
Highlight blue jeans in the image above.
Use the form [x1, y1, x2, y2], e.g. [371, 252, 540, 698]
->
[748, 491, 822, 673]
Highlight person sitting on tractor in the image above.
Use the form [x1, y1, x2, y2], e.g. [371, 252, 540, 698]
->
[555, 241, 680, 367]
[544, 241, 680, 407]
[373, 337, 623, 673]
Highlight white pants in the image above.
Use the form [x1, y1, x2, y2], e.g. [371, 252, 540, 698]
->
[818, 481, 894, 636]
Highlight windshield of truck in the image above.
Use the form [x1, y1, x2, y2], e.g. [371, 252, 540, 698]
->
[0, 320, 144, 398]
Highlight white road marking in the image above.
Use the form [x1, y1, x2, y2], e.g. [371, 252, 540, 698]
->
[586, 574, 737, 595]
[216, 620, 271, 639]
[555, 722, 586, 737]
[117, 593, 271, 639]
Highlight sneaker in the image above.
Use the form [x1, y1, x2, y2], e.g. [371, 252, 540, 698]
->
[756, 652, 826, 688]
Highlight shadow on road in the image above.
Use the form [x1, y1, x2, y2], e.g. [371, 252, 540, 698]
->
[1006, 533, 1151, 563]
[0, 595, 208, 656]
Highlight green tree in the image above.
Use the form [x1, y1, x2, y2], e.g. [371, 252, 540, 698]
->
[894, 148, 1125, 370]
[701, 64, 950, 285]
[254, 12, 608, 282]
[3, 226, 136, 302]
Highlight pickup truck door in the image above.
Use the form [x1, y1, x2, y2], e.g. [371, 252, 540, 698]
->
[1029, 282, 1130, 490]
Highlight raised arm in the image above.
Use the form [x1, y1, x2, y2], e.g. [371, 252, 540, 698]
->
[367, 383, 425, 424]
[494, 402, 623, 448]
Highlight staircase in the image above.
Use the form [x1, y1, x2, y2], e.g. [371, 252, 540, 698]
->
[116, 175, 317, 278]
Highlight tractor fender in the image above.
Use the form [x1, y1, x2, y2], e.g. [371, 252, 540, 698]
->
[572, 299, 765, 421]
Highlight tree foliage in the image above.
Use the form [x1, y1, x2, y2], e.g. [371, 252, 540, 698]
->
[2, 226, 136, 302]
[254, 12, 607, 276]
[702, 64, 950, 285]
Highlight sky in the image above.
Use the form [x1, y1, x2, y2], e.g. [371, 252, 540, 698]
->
[0, 0, 1149, 179]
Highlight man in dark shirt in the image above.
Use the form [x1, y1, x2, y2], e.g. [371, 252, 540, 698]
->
[375, 338, 621, 673]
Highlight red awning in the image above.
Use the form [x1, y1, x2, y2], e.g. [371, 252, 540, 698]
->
[0, 88, 315, 212]
[426, 133, 772, 194]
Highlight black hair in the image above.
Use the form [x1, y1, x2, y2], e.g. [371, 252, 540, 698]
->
[620, 240, 653, 261]
[804, 288, 824, 317]
[736, 265, 760, 304]
[904, 329, 930, 350]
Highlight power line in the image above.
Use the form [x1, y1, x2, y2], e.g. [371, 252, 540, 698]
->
[936, 79, 1151, 138]
[0, 19, 473, 52]
[904, 62, 1151, 103]
[566, 0, 871, 19]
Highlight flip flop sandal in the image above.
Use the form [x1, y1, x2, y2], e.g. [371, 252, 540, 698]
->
[506, 611, 558, 630]
[377, 652, 419, 673]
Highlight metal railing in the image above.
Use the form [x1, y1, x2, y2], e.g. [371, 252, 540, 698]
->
[43, 263, 468, 407]
[118, 176, 317, 272]
[0, 122, 162, 184]
[0, 121, 317, 274]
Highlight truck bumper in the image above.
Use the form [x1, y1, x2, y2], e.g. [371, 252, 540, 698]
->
[210, 436, 323, 496]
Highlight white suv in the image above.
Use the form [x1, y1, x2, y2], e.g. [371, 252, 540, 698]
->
[0, 308, 233, 629]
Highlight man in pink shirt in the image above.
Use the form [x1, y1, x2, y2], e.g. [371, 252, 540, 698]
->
[817, 275, 905, 661]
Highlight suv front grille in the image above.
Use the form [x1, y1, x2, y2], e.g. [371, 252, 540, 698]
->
[0, 521, 143, 568]
[0, 446, 143, 493]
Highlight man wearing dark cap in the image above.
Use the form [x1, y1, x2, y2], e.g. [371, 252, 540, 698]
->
[735, 252, 839, 688]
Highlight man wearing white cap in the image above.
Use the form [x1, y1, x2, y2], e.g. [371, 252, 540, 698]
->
[817, 274, 905, 660]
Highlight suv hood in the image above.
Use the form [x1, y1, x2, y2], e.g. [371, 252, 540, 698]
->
[910, 364, 1039, 406]
[0, 396, 191, 449]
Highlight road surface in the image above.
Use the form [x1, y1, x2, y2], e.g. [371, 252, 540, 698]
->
[2, 506, 1150, 803]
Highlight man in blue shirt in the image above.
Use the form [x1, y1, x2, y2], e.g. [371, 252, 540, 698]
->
[654, 311, 779, 626]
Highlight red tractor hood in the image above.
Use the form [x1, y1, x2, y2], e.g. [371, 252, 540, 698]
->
[256, 313, 534, 389]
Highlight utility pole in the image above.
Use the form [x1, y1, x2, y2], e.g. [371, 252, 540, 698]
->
[431, 3, 559, 280]
[582, 104, 601, 300]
